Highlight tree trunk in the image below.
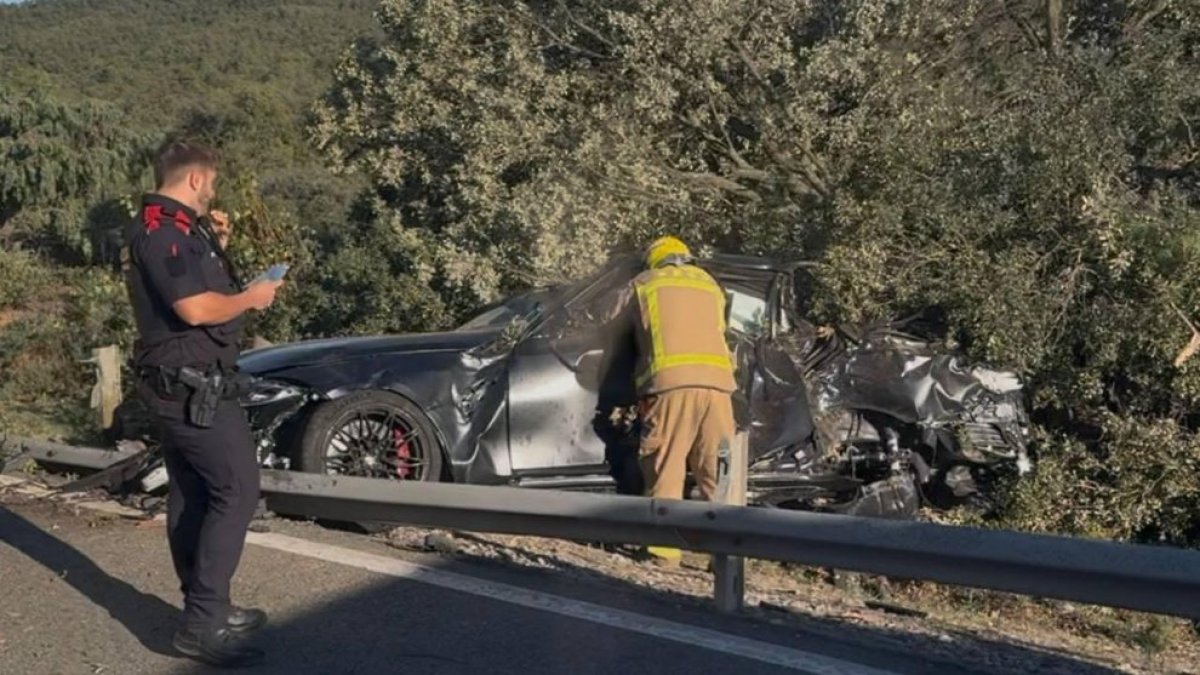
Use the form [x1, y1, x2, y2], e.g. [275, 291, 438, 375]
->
[1047, 0, 1063, 55]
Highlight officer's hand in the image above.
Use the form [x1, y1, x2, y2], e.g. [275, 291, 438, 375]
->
[210, 210, 232, 248]
[245, 280, 283, 311]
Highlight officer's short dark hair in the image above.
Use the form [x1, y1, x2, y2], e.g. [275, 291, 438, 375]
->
[154, 140, 219, 188]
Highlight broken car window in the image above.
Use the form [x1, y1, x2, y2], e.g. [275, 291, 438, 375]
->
[727, 287, 768, 336]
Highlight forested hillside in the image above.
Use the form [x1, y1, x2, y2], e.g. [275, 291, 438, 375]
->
[0, 0, 377, 159]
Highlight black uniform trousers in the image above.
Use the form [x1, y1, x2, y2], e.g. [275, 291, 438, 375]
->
[143, 382, 260, 631]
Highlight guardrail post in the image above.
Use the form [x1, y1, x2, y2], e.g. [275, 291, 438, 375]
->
[91, 345, 122, 433]
[713, 431, 748, 612]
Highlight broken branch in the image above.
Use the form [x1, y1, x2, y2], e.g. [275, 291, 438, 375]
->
[669, 169, 763, 203]
[1171, 302, 1200, 367]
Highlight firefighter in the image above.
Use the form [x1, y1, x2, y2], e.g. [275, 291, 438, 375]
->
[609, 236, 737, 565]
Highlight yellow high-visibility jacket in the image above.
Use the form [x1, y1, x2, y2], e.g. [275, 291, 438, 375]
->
[628, 262, 736, 396]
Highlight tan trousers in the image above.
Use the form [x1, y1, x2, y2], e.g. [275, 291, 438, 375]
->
[638, 388, 735, 502]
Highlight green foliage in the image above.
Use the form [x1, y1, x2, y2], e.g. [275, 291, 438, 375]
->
[0, 0, 390, 339]
[298, 204, 451, 335]
[310, 0, 676, 310]
[1003, 416, 1200, 542]
[316, 0, 1200, 541]
[0, 246, 90, 440]
[0, 88, 151, 262]
[0, 0, 379, 144]
[1133, 615, 1177, 656]
[65, 267, 136, 354]
[0, 248, 53, 309]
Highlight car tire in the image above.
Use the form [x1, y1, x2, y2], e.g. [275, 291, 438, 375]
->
[295, 391, 443, 532]
[297, 390, 443, 481]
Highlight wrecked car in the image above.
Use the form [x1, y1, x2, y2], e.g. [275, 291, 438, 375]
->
[235, 254, 1031, 518]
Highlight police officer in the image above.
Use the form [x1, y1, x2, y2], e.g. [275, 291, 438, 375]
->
[124, 140, 282, 668]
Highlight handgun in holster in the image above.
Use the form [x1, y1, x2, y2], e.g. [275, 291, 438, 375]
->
[177, 366, 223, 428]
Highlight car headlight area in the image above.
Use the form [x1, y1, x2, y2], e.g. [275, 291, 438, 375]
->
[241, 379, 307, 407]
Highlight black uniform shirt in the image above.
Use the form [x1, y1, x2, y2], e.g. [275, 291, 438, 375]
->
[123, 194, 244, 370]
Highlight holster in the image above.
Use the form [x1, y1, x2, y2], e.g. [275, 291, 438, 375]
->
[177, 366, 223, 428]
[140, 365, 254, 428]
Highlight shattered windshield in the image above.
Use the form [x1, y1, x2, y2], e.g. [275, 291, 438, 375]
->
[457, 259, 636, 337]
[457, 289, 552, 331]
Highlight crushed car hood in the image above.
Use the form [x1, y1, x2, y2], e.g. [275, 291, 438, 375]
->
[238, 329, 501, 375]
[822, 335, 1023, 424]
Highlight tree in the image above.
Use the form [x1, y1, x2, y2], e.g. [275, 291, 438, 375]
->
[0, 88, 151, 264]
[315, 0, 1200, 541]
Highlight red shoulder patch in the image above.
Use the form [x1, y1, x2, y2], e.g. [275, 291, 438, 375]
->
[143, 204, 164, 232]
[172, 210, 191, 235]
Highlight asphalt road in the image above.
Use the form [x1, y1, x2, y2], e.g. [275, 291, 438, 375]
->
[0, 500, 1123, 675]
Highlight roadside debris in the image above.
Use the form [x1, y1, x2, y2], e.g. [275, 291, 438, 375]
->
[0, 436, 181, 526]
[58, 440, 155, 493]
[0, 435, 171, 512]
[0, 436, 145, 473]
[423, 532, 459, 554]
[67, 500, 145, 520]
[0, 472, 148, 522]
[866, 600, 929, 619]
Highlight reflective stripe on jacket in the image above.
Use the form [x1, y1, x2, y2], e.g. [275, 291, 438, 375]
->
[632, 262, 736, 395]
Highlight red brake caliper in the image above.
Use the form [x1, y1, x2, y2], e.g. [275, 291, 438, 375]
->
[393, 428, 412, 479]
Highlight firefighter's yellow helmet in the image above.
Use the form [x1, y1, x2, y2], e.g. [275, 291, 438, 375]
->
[645, 236, 692, 269]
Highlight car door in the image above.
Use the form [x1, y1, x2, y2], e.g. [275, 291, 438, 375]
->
[505, 263, 636, 474]
[714, 269, 816, 461]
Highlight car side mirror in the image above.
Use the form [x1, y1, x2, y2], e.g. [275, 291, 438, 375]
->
[573, 349, 606, 390]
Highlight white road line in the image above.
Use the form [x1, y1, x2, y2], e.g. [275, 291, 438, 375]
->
[247, 532, 899, 675]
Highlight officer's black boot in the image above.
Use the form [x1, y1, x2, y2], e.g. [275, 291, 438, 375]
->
[226, 606, 268, 635]
[172, 626, 265, 668]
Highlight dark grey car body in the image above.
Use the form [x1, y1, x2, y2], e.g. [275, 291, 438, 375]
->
[239, 254, 1031, 516]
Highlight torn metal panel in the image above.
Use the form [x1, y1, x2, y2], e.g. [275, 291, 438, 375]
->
[816, 331, 1023, 426]
[244, 388, 310, 469]
[47, 440, 153, 493]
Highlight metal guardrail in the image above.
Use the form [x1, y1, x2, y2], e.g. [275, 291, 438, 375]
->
[0, 436, 142, 472]
[260, 469, 1200, 620]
